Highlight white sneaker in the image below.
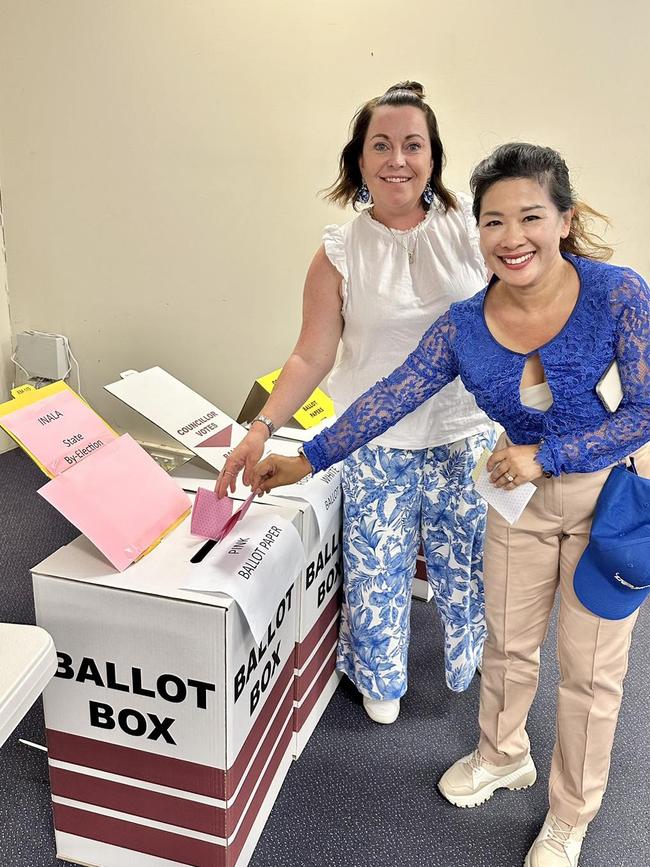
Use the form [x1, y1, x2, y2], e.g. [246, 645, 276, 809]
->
[524, 812, 587, 867]
[362, 696, 400, 724]
[438, 749, 537, 808]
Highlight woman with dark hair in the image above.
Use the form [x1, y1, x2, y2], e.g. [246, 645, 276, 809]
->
[249, 142, 650, 866]
[218, 82, 494, 723]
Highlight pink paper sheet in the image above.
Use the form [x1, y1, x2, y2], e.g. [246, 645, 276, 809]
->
[38, 434, 191, 571]
[2, 389, 117, 476]
[190, 489, 255, 542]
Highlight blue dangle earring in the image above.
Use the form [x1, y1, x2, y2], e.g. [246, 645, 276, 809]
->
[422, 181, 434, 208]
[356, 180, 370, 205]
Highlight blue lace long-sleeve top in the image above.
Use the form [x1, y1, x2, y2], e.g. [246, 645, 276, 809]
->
[304, 254, 650, 476]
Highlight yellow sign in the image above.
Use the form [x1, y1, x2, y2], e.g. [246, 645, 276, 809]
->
[255, 367, 334, 429]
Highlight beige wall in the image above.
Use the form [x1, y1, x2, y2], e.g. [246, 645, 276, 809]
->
[0, 200, 14, 452]
[0, 0, 648, 447]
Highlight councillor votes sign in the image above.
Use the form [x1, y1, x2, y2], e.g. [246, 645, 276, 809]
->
[105, 367, 247, 472]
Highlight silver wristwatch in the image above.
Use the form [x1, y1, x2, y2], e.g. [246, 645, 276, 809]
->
[251, 414, 276, 438]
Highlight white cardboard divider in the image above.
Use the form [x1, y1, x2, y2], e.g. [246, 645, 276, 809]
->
[32, 500, 303, 867]
[105, 367, 249, 492]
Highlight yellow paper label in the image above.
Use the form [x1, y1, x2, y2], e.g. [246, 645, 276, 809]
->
[11, 383, 36, 398]
[292, 392, 334, 428]
[255, 367, 334, 429]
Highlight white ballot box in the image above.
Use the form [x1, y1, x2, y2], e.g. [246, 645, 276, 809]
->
[259, 492, 342, 758]
[103, 364, 344, 762]
[32, 500, 303, 867]
[171, 456, 343, 759]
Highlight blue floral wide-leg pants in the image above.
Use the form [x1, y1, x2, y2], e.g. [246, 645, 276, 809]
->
[336, 429, 495, 698]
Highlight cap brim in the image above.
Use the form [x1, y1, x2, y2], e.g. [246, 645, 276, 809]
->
[573, 544, 650, 620]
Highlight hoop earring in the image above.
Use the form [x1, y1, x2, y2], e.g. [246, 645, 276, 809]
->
[355, 181, 370, 205]
[422, 181, 433, 208]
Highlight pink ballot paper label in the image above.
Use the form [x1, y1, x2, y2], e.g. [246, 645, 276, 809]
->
[38, 434, 191, 571]
[191, 489, 256, 543]
[0, 384, 117, 476]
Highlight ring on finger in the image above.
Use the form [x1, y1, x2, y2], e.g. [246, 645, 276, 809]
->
[505, 473, 515, 483]
[222, 470, 235, 477]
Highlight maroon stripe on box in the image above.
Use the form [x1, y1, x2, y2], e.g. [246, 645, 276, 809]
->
[225, 689, 293, 836]
[46, 653, 295, 801]
[53, 717, 295, 867]
[50, 765, 227, 837]
[415, 558, 427, 581]
[295, 591, 341, 669]
[225, 652, 293, 797]
[49, 688, 295, 840]
[295, 621, 338, 703]
[52, 803, 225, 866]
[295, 647, 338, 732]
[230, 717, 294, 866]
[47, 729, 224, 799]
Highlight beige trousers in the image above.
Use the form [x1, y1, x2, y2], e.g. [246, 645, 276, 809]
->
[477, 440, 650, 827]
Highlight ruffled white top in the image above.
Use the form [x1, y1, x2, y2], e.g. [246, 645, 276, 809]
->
[323, 193, 491, 449]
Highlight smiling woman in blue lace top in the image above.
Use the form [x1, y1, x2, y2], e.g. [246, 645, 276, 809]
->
[251, 143, 650, 867]
[303, 251, 650, 478]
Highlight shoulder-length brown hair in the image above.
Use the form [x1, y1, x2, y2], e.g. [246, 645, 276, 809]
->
[323, 81, 457, 213]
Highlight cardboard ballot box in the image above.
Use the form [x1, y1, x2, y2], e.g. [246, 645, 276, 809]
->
[105, 366, 344, 761]
[259, 489, 343, 758]
[172, 455, 344, 760]
[32, 500, 303, 867]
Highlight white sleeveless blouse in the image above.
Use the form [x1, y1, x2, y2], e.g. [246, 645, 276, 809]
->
[323, 193, 491, 450]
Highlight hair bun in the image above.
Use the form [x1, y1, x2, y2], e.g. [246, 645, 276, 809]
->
[385, 80, 425, 100]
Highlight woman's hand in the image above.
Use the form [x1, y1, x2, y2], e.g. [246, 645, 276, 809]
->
[250, 453, 312, 494]
[215, 427, 268, 498]
[487, 443, 544, 489]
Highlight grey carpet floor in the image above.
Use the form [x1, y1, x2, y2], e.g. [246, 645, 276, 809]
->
[1, 447, 648, 866]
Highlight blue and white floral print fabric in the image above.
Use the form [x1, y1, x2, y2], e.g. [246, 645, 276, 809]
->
[337, 428, 495, 697]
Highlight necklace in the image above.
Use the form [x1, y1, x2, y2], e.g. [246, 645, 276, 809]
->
[367, 207, 426, 264]
[388, 224, 422, 264]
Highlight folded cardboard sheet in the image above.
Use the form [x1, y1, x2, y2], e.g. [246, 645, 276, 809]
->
[105, 366, 247, 475]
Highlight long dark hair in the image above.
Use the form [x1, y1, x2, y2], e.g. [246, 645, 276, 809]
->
[470, 142, 613, 261]
[323, 81, 457, 213]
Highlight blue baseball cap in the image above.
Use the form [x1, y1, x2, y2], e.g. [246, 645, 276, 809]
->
[574, 463, 650, 620]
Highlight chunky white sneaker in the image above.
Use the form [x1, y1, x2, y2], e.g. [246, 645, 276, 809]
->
[438, 749, 537, 808]
[362, 697, 400, 724]
[524, 812, 587, 867]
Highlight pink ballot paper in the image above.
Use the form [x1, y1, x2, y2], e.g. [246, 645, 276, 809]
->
[191, 489, 256, 542]
[38, 434, 191, 571]
[190, 490, 256, 561]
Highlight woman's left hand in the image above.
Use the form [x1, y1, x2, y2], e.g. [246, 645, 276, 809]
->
[487, 443, 544, 489]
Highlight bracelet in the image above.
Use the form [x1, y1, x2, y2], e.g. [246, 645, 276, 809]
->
[297, 445, 314, 477]
[251, 414, 276, 438]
